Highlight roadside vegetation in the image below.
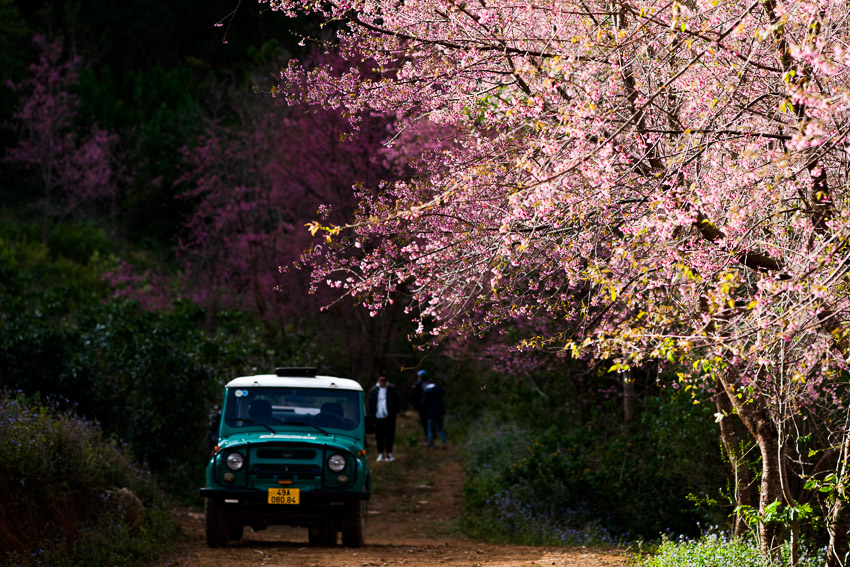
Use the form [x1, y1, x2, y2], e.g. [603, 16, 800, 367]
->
[0, 392, 176, 566]
[459, 364, 727, 547]
[635, 534, 826, 567]
[0, 220, 310, 501]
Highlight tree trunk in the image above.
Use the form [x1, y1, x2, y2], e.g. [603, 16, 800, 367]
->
[826, 498, 849, 567]
[754, 417, 783, 555]
[826, 431, 850, 567]
[717, 373, 783, 556]
[715, 382, 755, 538]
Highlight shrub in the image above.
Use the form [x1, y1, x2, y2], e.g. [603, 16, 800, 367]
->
[462, 419, 615, 546]
[0, 392, 177, 566]
[635, 534, 827, 567]
[461, 386, 727, 545]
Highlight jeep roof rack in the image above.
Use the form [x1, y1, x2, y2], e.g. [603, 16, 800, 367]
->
[275, 367, 317, 377]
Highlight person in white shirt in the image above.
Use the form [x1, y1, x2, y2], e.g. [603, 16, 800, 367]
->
[367, 374, 402, 461]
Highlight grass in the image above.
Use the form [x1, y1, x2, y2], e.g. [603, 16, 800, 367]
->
[633, 534, 827, 567]
[367, 411, 438, 498]
[459, 418, 617, 548]
[365, 410, 466, 539]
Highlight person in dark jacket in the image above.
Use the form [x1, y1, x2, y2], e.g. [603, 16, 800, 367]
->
[420, 374, 447, 450]
[367, 374, 402, 461]
[409, 369, 429, 438]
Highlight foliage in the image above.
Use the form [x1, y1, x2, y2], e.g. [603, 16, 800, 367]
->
[272, 0, 850, 557]
[0, 0, 438, 538]
[462, 419, 614, 546]
[0, 0, 29, 142]
[0, 7, 423, 374]
[0, 392, 178, 566]
[3, 35, 120, 239]
[79, 63, 206, 247]
[175, 50, 427, 377]
[10, 0, 307, 82]
[635, 533, 827, 567]
[0, 0, 315, 250]
[462, 384, 727, 543]
[0, 218, 112, 298]
[0, 220, 316, 499]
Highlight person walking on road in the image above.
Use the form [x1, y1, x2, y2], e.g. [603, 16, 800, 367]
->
[410, 369, 429, 439]
[420, 374, 447, 450]
[367, 374, 402, 462]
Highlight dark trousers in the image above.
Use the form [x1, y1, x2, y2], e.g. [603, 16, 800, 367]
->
[375, 416, 397, 455]
[427, 414, 446, 447]
[417, 410, 428, 436]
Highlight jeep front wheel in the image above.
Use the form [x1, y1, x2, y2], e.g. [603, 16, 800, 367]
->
[341, 500, 365, 548]
[204, 498, 230, 548]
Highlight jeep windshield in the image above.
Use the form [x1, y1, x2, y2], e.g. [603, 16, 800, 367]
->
[223, 387, 360, 431]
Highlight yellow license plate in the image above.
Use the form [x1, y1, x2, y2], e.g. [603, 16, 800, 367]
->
[268, 487, 300, 505]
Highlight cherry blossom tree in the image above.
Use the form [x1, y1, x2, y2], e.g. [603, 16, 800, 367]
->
[4, 35, 119, 241]
[265, 0, 850, 560]
[177, 98, 367, 332]
[177, 57, 433, 377]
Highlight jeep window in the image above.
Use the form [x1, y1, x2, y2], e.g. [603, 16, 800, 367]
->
[224, 387, 360, 431]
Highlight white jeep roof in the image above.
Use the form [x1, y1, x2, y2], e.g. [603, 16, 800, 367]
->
[225, 374, 363, 391]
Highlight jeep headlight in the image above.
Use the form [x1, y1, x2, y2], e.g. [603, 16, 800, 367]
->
[226, 452, 245, 471]
[327, 453, 346, 472]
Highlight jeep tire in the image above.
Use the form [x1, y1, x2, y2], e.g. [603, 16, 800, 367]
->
[204, 498, 230, 548]
[341, 500, 365, 547]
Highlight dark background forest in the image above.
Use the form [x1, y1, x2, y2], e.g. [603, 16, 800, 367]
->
[0, 0, 734, 563]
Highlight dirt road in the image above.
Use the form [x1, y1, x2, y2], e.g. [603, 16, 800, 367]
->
[162, 412, 628, 567]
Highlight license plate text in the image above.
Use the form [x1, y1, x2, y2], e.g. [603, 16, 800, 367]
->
[268, 487, 300, 504]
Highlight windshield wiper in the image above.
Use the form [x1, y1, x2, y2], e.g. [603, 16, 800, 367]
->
[285, 421, 329, 435]
[237, 417, 276, 434]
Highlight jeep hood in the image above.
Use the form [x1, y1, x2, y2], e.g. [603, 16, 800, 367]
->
[217, 431, 362, 454]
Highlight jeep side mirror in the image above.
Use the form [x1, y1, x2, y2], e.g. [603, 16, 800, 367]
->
[207, 411, 221, 450]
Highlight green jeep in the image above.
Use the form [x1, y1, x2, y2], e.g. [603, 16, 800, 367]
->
[200, 368, 371, 547]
